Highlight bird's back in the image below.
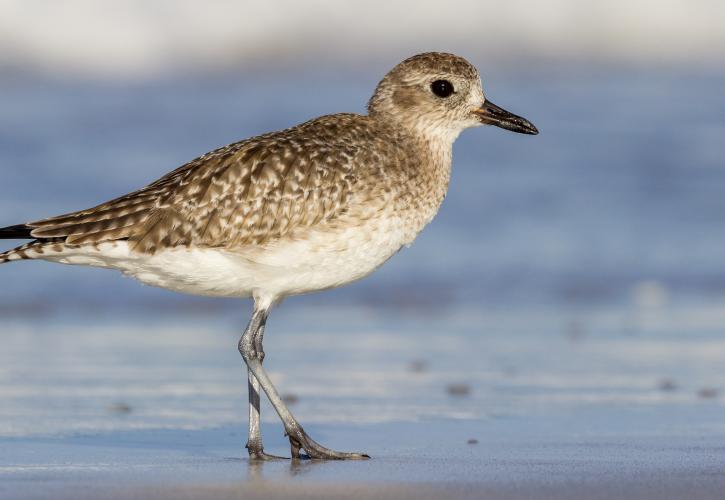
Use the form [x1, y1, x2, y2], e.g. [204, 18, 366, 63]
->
[0, 111, 445, 276]
[8, 115, 369, 247]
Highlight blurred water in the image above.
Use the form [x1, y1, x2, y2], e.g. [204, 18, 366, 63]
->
[3, 1, 725, 78]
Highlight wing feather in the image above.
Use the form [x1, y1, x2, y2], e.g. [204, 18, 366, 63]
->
[25, 116, 365, 253]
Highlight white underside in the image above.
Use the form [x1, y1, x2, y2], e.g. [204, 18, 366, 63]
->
[36, 215, 416, 305]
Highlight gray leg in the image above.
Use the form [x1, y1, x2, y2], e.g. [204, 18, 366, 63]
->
[245, 323, 285, 460]
[239, 306, 369, 460]
[246, 368, 262, 452]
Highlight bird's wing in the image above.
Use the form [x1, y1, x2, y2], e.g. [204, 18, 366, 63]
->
[26, 127, 361, 253]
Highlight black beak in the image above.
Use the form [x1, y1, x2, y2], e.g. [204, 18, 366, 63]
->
[473, 100, 538, 135]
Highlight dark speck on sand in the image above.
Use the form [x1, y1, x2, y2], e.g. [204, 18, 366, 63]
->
[446, 383, 471, 396]
[697, 388, 719, 399]
[407, 359, 429, 373]
[107, 402, 133, 414]
[281, 393, 299, 405]
[657, 378, 678, 392]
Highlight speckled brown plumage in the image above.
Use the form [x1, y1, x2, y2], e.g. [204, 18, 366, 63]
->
[1, 51, 536, 282]
[16, 113, 433, 254]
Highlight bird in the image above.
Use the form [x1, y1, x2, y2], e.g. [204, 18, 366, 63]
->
[0, 52, 537, 460]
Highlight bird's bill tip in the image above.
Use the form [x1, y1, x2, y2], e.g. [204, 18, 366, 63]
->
[473, 100, 538, 135]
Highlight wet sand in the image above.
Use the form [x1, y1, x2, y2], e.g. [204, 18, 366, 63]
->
[4, 410, 725, 500]
[2, 305, 725, 499]
[31, 481, 725, 500]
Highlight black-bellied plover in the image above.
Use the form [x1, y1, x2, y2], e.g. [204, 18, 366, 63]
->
[0, 52, 537, 460]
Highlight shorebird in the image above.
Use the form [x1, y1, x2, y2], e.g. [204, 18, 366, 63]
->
[0, 52, 537, 460]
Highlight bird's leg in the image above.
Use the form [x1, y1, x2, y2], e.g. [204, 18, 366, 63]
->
[245, 322, 285, 460]
[239, 306, 369, 460]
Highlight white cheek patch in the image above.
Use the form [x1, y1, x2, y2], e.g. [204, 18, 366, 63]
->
[471, 82, 485, 106]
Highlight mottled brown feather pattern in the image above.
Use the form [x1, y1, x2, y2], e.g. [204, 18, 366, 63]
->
[22, 113, 434, 255]
[2, 52, 485, 266]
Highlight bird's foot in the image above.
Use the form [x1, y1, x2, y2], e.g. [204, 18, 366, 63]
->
[287, 427, 370, 460]
[246, 444, 288, 461]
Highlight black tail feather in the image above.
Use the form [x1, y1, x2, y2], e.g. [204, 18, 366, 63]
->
[0, 224, 33, 239]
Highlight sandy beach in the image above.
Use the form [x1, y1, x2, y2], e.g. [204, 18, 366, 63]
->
[2, 304, 725, 499]
[5, 412, 725, 499]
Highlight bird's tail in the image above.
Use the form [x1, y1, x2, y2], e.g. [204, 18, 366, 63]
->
[0, 224, 35, 264]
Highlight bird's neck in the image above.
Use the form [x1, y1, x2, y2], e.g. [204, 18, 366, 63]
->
[373, 113, 457, 217]
[416, 131, 455, 210]
[393, 124, 456, 237]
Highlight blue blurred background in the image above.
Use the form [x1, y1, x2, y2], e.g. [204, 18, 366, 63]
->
[1, 0, 724, 443]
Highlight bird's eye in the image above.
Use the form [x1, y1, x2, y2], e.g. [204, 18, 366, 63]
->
[431, 80, 454, 98]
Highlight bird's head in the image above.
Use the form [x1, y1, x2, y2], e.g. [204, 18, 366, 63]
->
[368, 52, 538, 141]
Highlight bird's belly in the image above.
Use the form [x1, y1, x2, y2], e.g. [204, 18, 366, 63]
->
[40, 215, 418, 299]
[42, 242, 265, 298]
[243, 214, 415, 297]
